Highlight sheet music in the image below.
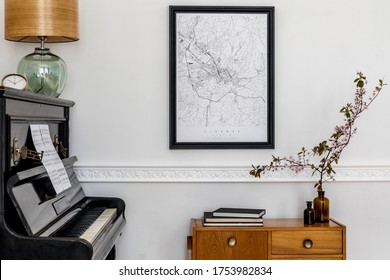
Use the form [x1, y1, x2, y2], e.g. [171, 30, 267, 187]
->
[30, 124, 71, 194]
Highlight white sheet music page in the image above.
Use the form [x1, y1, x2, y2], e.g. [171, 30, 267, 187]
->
[30, 124, 72, 194]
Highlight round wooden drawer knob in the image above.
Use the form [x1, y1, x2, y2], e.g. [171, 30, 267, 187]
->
[227, 237, 237, 247]
[303, 239, 313, 249]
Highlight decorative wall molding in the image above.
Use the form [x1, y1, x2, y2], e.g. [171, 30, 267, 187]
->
[74, 165, 390, 183]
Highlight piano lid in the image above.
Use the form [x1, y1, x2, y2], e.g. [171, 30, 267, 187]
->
[6, 156, 85, 236]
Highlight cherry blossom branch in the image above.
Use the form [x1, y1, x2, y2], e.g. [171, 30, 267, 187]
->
[250, 72, 386, 191]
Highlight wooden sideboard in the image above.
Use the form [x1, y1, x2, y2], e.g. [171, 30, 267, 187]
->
[187, 218, 346, 260]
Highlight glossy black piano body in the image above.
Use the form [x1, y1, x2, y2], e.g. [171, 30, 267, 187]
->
[5, 156, 125, 259]
[0, 87, 126, 259]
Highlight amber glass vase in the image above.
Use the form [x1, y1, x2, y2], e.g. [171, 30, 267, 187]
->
[313, 190, 329, 222]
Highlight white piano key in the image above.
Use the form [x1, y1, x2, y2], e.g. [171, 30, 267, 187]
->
[80, 208, 117, 244]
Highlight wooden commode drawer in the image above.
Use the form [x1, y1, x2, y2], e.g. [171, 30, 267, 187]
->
[195, 231, 268, 260]
[272, 230, 343, 255]
[188, 218, 346, 260]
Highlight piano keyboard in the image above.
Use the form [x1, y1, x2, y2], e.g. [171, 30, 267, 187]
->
[54, 207, 117, 244]
[80, 208, 117, 244]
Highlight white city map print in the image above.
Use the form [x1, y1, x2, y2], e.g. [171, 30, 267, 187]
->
[176, 13, 268, 142]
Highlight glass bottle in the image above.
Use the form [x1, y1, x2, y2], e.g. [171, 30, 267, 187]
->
[304, 201, 315, 225]
[313, 190, 329, 222]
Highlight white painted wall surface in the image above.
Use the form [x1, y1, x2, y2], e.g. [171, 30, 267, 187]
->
[1, 0, 390, 259]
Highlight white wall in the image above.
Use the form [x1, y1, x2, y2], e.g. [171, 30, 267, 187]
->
[1, 0, 390, 259]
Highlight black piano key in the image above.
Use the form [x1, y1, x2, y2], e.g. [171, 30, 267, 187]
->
[54, 207, 106, 238]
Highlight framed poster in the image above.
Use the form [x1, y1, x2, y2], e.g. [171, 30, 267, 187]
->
[169, 6, 275, 149]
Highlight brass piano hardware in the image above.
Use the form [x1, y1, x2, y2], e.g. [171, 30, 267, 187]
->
[12, 138, 43, 164]
[303, 239, 313, 249]
[53, 135, 67, 157]
[227, 237, 237, 247]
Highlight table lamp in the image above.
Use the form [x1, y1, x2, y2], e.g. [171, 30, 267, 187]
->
[4, 0, 79, 97]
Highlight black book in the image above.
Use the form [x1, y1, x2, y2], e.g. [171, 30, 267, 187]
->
[203, 221, 264, 227]
[213, 207, 266, 218]
[203, 212, 263, 223]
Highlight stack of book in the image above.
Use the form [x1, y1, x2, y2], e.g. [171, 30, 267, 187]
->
[203, 207, 266, 227]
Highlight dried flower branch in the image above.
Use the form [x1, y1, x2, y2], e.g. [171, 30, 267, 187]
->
[250, 72, 386, 191]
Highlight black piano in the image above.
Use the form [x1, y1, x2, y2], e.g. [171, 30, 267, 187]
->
[0, 87, 126, 259]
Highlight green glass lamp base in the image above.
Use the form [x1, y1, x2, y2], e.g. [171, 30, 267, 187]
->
[17, 48, 67, 98]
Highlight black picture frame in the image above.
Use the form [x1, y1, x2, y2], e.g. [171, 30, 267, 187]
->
[169, 6, 275, 149]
